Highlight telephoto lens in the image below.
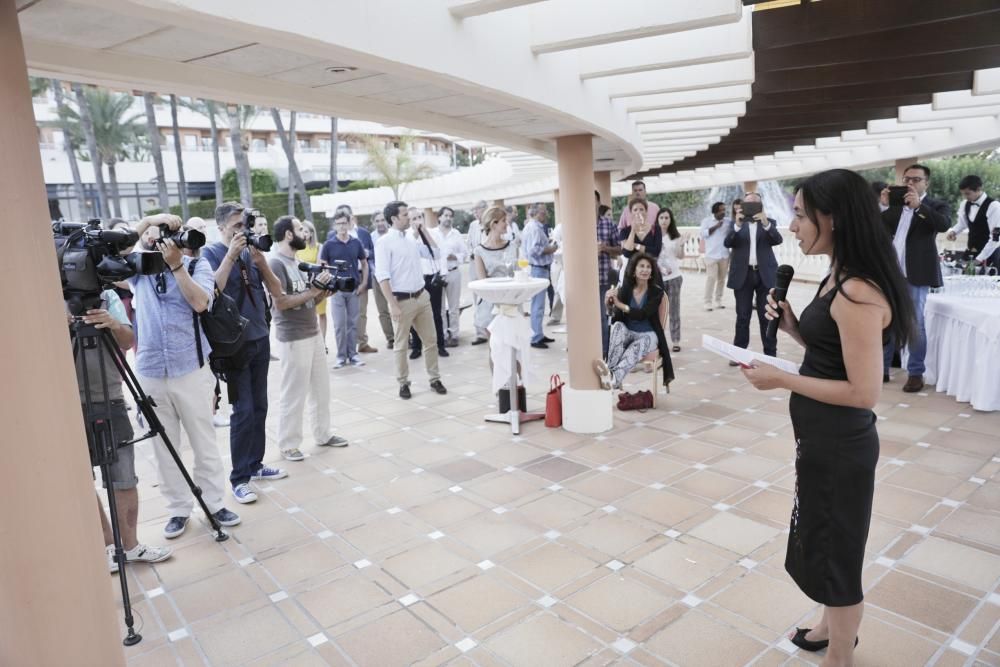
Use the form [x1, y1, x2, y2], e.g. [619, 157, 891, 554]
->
[243, 230, 273, 252]
[158, 224, 206, 250]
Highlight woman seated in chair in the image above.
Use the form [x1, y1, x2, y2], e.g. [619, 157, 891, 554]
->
[598, 253, 674, 390]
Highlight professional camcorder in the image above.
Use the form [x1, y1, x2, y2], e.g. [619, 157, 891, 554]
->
[298, 260, 356, 292]
[241, 208, 273, 251]
[54, 220, 165, 314]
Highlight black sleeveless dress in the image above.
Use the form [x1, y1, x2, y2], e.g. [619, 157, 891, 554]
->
[786, 277, 882, 607]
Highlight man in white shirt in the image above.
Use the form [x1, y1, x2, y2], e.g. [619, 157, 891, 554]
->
[617, 180, 660, 231]
[375, 201, 448, 399]
[370, 210, 395, 347]
[431, 206, 466, 346]
[548, 220, 565, 324]
[466, 200, 488, 258]
[699, 202, 731, 311]
[946, 175, 1000, 255]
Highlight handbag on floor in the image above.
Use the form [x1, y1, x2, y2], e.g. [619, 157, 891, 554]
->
[545, 374, 564, 427]
[617, 390, 653, 411]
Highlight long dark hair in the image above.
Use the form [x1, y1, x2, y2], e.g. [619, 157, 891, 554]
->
[618, 252, 663, 302]
[730, 198, 742, 222]
[658, 207, 680, 240]
[796, 168, 914, 345]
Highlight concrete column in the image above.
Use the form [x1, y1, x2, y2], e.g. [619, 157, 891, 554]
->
[552, 188, 560, 224]
[895, 157, 917, 182]
[0, 2, 125, 664]
[556, 135, 613, 433]
[594, 171, 612, 208]
[742, 180, 758, 194]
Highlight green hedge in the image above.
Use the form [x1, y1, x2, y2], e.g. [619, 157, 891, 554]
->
[221, 168, 278, 200]
[149, 190, 331, 239]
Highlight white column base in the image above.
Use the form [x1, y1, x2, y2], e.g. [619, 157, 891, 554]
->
[561, 387, 613, 434]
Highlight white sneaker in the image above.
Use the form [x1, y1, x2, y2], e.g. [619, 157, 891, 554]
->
[123, 543, 172, 564]
[233, 483, 258, 504]
[107, 545, 119, 574]
[281, 448, 306, 461]
[349, 357, 365, 367]
[212, 413, 230, 428]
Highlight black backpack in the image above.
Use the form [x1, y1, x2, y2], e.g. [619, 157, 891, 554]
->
[188, 259, 251, 380]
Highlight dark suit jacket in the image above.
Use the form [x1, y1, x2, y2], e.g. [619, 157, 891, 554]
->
[724, 219, 783, 290]
[882, 196, 951, 288]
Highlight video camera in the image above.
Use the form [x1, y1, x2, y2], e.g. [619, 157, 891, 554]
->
[241, 208, 273, 251]
[54, 220, 165, 314]
[298, 260, 356, 292]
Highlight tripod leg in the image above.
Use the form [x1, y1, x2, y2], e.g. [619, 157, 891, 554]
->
[99, 332, 229, 542]
[101, 463, 142, 647]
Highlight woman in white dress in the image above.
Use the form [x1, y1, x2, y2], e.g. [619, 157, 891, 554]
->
[472, 206, 518, 339]
[656, 207, 685, 351]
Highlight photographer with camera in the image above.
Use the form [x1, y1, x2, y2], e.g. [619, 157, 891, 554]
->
[72, 290, 173, 572]
[202, 202, 287, 504]
[320, 211, 369, 368]
[129, 213, 242, 537]
[269, 216, 349, 462]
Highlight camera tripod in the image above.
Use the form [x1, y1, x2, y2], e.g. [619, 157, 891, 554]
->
[72, 319, 228, 647]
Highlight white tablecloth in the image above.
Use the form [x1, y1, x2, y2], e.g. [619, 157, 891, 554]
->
[468, 277, 549, 393]
[924, 295, 1000, 411]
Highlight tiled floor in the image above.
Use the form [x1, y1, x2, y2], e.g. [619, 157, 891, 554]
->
[112, 271, 1000, 667]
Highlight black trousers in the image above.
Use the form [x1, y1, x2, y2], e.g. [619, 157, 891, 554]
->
[410, 275, 446, 351]
[733, 268, 776, 356]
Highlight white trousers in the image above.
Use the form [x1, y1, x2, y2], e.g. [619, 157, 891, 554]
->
[277, 332, 333, 452]
[139, 365, 225, 517]
[443, 269, 462, 337]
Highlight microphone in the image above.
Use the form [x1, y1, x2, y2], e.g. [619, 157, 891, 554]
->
[766, 265, 795, 340]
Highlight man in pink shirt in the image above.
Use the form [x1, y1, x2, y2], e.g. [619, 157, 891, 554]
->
[618, 180, 660, 231]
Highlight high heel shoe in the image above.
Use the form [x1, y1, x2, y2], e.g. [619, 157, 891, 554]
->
[790, 628, 859, 652]
[592, 360, 612, 390]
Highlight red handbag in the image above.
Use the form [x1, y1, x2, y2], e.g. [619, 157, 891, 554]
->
[545, 374, 564, 427]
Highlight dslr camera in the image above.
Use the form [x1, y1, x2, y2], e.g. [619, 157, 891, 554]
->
[158, 223, 205, 251]
[241, 208, 273, 251]
[54, 220, 165, 314]
[298, 260, 356, 292]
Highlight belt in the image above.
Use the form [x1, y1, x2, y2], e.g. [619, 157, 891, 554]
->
[392, 288, 424, 300]
[447, 267, 459, 272]
[529, 264, 551, 270]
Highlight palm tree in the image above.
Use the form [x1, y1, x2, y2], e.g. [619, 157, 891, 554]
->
[49, 79, 88, 218]
[270, 108, 312, 221]
[169, 94, 189, 220]
[70, 83, 107, 218]
[362, 133, 436, 199]
[180, 98, 224, 203]
[329, 116, 339, 193]
[225, 104, 255, 206]
[143, 93, 169, 211]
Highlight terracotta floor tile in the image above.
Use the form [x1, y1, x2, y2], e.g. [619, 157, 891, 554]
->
[521, 456, 590, 482]
[337, 609, 446, 667]
[504, 542, 599, 592]
[565, 473, 642, 503]
[712, 571, 815, 632]
[566, 514, 658, 557]
[382, 541, 472, 590]
[410, 494, 486, 527]
[515, 492, 597, 528]
[428, 573, 528, 631]
[687, 511, 782, 556]
[429, 458, 498, 483]
[618, 488, 709, 528]
[935, 506, 1000, 550]
[671, 470, 746, 502]
[449, 512, 541, 556]
[192, 604, 299, 667]
[865, 570, 978, 633]
[296, 573, 392, 628]
[486, 613, 602, 666]
[901, 535, 1000, 591]
[634, 539, 732, 591]
[644, 610, 767, 667]
[566, 574, 674, 632]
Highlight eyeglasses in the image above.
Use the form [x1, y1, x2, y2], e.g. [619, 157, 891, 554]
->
[902, 176, 925, 184]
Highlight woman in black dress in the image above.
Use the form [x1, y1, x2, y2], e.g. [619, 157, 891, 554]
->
[742, 169, 913, 666]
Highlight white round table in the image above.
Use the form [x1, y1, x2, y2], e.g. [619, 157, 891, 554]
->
[468, 276, 550, 434]
[924, 294, 1000, 411]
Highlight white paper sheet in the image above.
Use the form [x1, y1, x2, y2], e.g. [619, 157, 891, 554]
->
[701, 335, 801, 375]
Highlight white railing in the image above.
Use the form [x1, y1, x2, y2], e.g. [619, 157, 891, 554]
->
[679, 229, 830, 282]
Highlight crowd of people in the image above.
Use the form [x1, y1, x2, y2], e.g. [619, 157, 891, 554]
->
[77, 167, 995, 666]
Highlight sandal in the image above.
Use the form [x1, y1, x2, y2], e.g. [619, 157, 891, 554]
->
[790, 628, 858, 652]
[593, 360, 612, 390]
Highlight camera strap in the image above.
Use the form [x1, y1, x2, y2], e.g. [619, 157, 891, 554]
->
[187, 258, 206, 368]
[415, 226, 443, 280]
[236, 257, 257, 307]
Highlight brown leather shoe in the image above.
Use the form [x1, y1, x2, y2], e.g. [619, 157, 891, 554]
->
[358, 343, 378, 354]
[902, 375, 924, 393]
